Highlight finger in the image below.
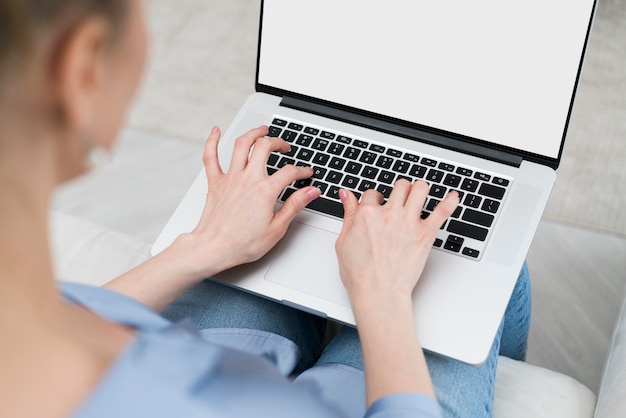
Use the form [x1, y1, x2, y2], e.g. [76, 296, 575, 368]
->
[360, 189, 384, 206]
[248, 136, 290, 171]
[404, 181, 430, 212]
[202, 127, 224, 181]
[229, 126, 269, 172]
[339, 188, 359, 230]
[386, 178, 413, 207]
[274, 186, 321, 227]
[269, 164, 314, 191]
[424, 190, 459, 232]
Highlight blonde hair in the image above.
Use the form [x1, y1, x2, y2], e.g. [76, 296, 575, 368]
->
[0, 0, 128, 81]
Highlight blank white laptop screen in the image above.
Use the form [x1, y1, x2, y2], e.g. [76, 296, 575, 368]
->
[258, 0, 594, 160]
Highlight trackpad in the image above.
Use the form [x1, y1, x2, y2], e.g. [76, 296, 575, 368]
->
[264, 222, 351, 307]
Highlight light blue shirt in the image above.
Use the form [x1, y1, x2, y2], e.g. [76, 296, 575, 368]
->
[61, 282, 442, 418]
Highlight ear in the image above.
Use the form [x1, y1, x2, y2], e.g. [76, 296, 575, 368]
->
[52, 17, 111, 131]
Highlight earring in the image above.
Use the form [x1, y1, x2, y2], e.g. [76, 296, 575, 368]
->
[81, 131, 111, 170]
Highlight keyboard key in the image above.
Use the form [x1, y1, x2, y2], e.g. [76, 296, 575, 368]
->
[353, 139, 368, 148]
[328, 186, 341, 199]
[433, 238, 443, 248]
[444, 235, 464, 252]
[361, 166, 379, 179]
[267, 153, 280, 166]
[312, 153, 330, 165]
[296, 149, 314, 161]
[359, 151, 377, 164]
[296, 134, 314, 146]
[329, 157, 346, 170]
[386, 149, 403, 157]
[462, 208, 494, 227]
[272, 118, 287, 127]
[482, 199, 500, 213]
[288, 122, 303, 131]
[443, 174, 462, 188]
[284, 145, 298, 157]
[474, 172, 491, 181]
[378, 170, 395, 184]
[294, 178, 312, 189]
[325, 170, 343, 184]
[462, 248, 480, 258]
[421, 158, 437, 167]
[376, 156, 394, 169]
[277, 157, 295, 168]
[426, 199, 440, 211]
[321, 131, 335, 139]
[267, 167, 277, 175]
[456, 167, 473, 176]
[312, 139, 330, 151]
[452, 206, 462, 218]
[358, 180, 376, 191]
[478, 183, 506, 200]
[328, 143, 345, 155]
[404, 153, 420, 162]
[439, 162, 455, 172]
[429, 185, 447, 198]
[306, 196, 344, 218]
[461, 178, 479, 192]
[493, 177, 510, 187]
[397, 175, 413, 183]
[304, 126, 319, 135]
[312, 166, 327, 179]
[345, 162, 362, 175]
[370, 144, 386, 153]
[447, 220, 489, 241]
[268, 126, 282, 137]
[341, 175, 359, 188]
[281, 130, 298, 142]
[377, 184, 393, 198]
[392, 160, 410, 173]
[281, 187, 296, 201]
[410, 164, 427, 178]
[337, 135, 352, 144]
[463, 194, 482, 208]
[343, 147, 361, 160]
[426, 169, 444, 183]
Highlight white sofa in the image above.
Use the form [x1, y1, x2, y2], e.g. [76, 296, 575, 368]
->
[50, 210, 626, 417]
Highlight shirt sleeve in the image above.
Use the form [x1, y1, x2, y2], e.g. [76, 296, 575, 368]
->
[365, 393, 443, 418]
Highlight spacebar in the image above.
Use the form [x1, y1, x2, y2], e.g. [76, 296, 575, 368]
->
[306, 197, 345, 218]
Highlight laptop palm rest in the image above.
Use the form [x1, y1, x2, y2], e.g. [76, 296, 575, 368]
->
[264, 222, 351, 308]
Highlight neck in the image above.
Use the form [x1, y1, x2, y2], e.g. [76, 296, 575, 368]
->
[0, 120, 64, 325]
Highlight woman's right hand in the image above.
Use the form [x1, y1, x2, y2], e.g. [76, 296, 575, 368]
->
[335, 181, 459, 406]
[335, 180, 459, 308]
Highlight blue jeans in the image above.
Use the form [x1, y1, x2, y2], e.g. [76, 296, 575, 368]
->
[162, 263, 531, 417]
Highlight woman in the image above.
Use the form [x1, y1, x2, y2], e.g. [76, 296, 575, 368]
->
[0, 0, 531, 417]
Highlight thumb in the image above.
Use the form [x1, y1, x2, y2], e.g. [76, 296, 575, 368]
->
[273, 186, 321, 226]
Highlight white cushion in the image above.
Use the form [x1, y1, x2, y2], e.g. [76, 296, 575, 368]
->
[494, 356, 596, 418]
[49, 211, 151, 286]
[594, 291, 626, 418]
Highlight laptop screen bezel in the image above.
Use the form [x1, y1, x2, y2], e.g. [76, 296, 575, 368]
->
[254, 0, 598, 170]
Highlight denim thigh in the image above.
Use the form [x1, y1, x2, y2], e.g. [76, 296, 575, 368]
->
[161, 279, 327, 374]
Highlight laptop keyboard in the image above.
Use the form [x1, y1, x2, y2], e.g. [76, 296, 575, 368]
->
[266, 116, 512, 261]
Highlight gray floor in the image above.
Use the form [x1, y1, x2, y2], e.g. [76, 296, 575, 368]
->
[53, 0, 626, 396]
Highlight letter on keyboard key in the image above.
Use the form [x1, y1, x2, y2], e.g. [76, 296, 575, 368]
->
[306, 197, 344, 218]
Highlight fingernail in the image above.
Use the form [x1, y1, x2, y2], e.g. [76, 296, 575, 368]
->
[212, 126, 219, 134]
[306, 187, 321, 200]
[338, 189, 347, 203]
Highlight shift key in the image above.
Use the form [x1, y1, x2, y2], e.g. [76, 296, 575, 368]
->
[447, 220, 488, 241]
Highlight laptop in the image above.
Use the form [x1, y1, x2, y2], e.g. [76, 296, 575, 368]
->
[152, 0, 597, 364]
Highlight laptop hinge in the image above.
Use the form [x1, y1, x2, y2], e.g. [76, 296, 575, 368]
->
[280, 96, 523, 168]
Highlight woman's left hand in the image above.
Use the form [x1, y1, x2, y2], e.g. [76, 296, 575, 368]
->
[172, 125, 320, 281]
